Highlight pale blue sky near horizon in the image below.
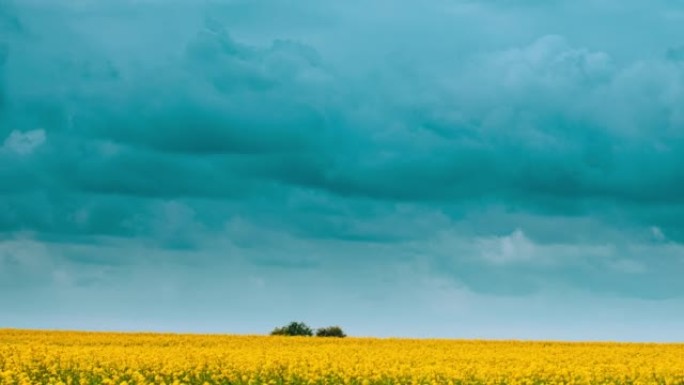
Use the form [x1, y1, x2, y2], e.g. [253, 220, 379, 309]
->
[1, 0, 684, 342]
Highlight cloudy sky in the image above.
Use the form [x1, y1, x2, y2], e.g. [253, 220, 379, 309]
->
[1, 0, 684, 341]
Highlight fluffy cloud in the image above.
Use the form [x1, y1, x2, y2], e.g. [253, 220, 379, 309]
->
[2, 129, 46, 155]
[477, 229, 537, 265]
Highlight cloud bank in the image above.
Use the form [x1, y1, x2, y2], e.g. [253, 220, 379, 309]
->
[1, 0, 684, 340]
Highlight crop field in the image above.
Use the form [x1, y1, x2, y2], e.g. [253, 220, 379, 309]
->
[0, 329, 683, 385]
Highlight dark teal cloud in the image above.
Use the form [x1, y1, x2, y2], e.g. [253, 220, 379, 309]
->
[1, 0, 684, 340]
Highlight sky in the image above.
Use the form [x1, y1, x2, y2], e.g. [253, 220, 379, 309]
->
[1, 0, 684, 342]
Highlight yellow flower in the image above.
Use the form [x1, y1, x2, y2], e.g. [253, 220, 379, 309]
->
[0, 329, 682, 385]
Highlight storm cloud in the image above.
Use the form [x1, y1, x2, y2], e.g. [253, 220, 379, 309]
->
[1, 0, 684, 340]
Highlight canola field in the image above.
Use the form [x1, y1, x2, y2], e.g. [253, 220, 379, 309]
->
[1, 329, 683, 385]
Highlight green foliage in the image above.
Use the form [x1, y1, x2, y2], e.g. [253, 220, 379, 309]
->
[270, 321, 314, 336]
[315, 326, 346, 338]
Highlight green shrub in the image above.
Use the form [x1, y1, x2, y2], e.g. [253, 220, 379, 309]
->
[315, 326, 346, 338]
[270, 322, 314, 336]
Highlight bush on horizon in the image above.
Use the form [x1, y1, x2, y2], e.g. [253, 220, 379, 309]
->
[270, 322, 347, 337]
[270, 322, 314, 336]
[316, 326, 346, 338]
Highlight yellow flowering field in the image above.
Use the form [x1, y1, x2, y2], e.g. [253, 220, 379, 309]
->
[1, 329, 683, 385]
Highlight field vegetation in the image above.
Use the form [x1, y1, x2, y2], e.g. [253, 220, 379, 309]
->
[0, 329, 683, 385]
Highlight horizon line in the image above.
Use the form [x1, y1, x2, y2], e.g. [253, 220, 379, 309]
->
[2, 327, 682, 345]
